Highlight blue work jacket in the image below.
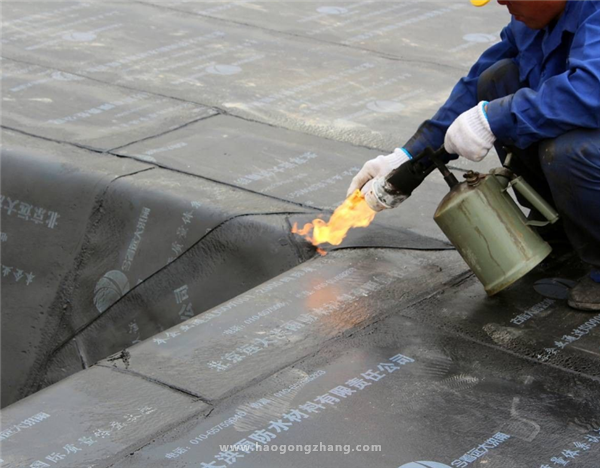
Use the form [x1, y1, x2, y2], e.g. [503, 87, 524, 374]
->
[403, 0, 600, 159]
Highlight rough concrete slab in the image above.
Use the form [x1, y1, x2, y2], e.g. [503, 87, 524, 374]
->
[42, 213, 315, 387]
[0, 366, 207, 468]
[1, 1, 468, 151]
[141, 0, 509, 68]
[110, 314, 600, 468]
[397, 252, 600, 378]
[114, 115, 453, 240]
[0, 130, 151, 408]
[102, 248, 467, 401]
[0, 58, 215, 151]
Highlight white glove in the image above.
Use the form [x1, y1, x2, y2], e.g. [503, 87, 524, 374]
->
[444, 101, 496, 162]
[346, 148, 411, 197]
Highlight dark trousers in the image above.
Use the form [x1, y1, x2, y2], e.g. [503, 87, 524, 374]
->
[477, 59, 600, 269]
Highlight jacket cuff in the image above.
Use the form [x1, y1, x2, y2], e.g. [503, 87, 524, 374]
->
[399, 148, 413, 159]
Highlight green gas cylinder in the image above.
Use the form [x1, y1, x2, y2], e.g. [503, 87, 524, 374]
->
[434, 167, 559, 296]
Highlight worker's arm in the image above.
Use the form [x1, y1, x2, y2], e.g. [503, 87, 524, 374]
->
[346, 27, 518, 196]
[487, 9, 600, 149]
[402, 25, 519, 160]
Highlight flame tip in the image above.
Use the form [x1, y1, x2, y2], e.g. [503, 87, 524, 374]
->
[290, 192, 376, 247]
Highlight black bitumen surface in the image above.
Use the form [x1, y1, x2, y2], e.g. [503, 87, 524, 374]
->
[1, 2, 599, 468]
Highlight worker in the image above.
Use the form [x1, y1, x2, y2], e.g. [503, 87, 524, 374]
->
[347, 0, 600, 311]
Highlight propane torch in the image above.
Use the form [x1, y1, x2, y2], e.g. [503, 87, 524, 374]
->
[363, 146, 560, 296]
[364, 147, 458, 212]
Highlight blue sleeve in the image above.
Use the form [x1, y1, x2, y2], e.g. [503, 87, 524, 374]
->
[487, 9, 600, 148]
[403, 26, 518, 160]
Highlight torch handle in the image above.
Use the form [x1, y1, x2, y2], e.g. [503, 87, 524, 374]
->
[427, 147, 459, 189]
[385, 146, 457, 196]
[385, 154, 435, 197]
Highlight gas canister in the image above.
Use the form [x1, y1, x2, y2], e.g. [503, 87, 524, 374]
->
[364, 147, 559, 296]
[434, 167, 558, 295]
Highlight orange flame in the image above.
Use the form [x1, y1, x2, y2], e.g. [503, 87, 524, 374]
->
[292, 190, 376, 250]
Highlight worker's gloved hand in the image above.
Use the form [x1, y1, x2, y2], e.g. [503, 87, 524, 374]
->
[346, 148, 411, 197]
[444, 101, 496, 162]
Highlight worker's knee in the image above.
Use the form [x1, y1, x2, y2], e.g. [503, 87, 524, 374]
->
[477, 58, 521, 102]
[539, 129, 600, 183]
[538, 129, 600, 266]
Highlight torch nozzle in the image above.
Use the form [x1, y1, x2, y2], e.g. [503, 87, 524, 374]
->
[363, 177, 408, 212]
[363, 146, 453, 212]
